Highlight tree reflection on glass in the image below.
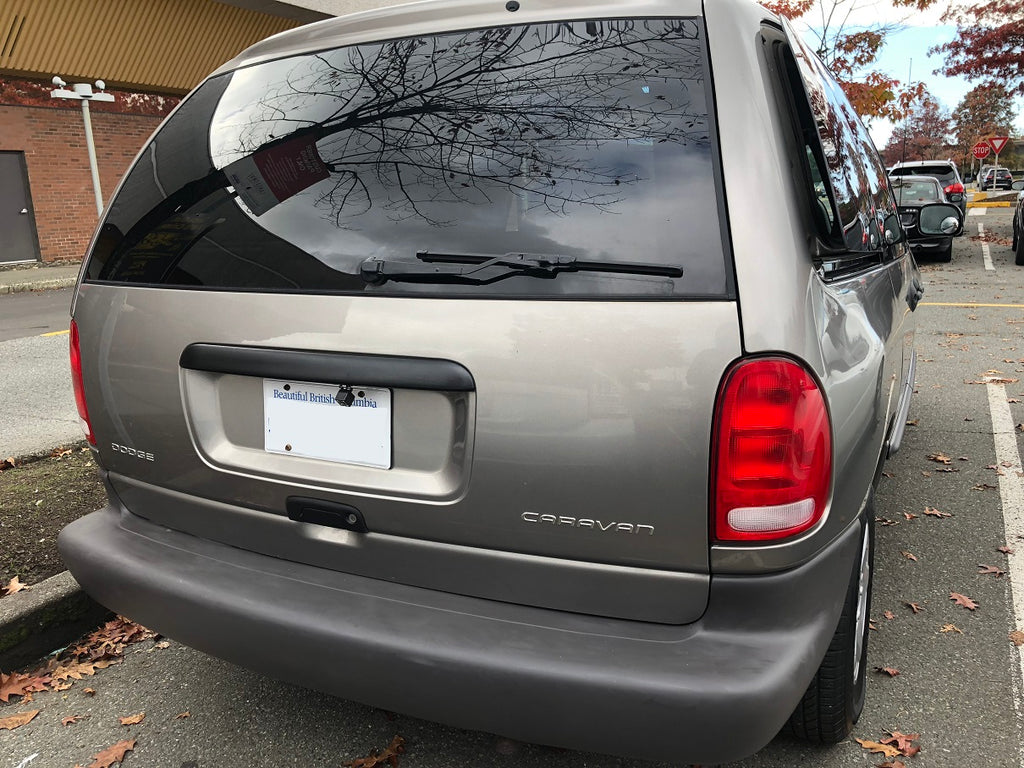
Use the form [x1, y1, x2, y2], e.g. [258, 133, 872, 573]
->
[211, 19, 710, 227]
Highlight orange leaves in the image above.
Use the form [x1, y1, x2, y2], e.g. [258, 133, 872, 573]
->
[926, 452, 952, 465]
[52, 659, 115, 684]
[855, 738, 901, 758]
[3, 576, 29, 596]
[343, 735, 406, 768]
[950, 592, 978, 610]
[119, 712, 145, 726]
[1010, 631, 1024, 647]
[63, 714, 87, 726]
[875, 666, 901, 677]
[857, 731, 921, 760]
[87, 739, 136, 768]
[977, 564, 1007, 577]
[0, 708, 39, 730]
[923, 506, 952, 519]
[0, 671, 50, 703]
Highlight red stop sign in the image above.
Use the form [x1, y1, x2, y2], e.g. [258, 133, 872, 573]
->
[973, 142, 991, 159]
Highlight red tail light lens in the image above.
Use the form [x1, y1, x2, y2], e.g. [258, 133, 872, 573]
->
[944, 183, 964, 195]
[69, 320, 96, 445]
[712, 357, 831, 542]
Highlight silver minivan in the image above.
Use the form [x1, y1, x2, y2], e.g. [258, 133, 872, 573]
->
[60, 0, 959, 762]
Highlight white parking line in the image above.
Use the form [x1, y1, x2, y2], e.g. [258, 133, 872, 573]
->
[979, 223, 995, 271]
[969, 207, 988, 216]
[986, 379, 1024, 764]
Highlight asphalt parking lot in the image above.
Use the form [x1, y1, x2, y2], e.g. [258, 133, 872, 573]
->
[2, 208, 1024, 768]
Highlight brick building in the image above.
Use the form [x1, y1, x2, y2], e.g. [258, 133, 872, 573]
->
[0, 0, 336, 264]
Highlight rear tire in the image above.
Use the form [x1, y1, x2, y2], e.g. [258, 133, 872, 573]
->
[1016, 229, 1024, 266]
[784, 514, 873, 743]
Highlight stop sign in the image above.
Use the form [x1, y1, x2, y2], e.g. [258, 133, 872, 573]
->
[973, 141, 991, 160]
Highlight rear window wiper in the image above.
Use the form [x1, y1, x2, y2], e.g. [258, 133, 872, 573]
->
[359, 251, 683, 286]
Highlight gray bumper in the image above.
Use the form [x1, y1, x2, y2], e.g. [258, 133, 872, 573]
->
[59, 506, 859, 764]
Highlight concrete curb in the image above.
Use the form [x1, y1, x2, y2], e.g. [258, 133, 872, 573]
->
[0, 277, 77, 295]
[966, 202, 1013, 208]
[0, 571, 111, 671]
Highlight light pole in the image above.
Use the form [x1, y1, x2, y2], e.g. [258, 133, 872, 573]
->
[50, 76, 114, 216]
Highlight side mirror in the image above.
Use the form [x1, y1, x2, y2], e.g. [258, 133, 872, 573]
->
[1012, 180, 1024, 191]
[882, 212, 904, 245]
[918, 203, 962, 236]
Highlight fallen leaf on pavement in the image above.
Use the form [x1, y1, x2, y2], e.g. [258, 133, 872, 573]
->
[876, 517, 900, 527]
[0, 671, 50, 703]
[883, 610, 895, 620]
[343, 735, 406, 768]
[119, 712, 145, 726]
[926, 452, 952, 465]
[941, 624, 963, 634]
[855, 738, 901, 758]
[3, 576, 29, 596]
[971, 483, 998, 491]
[998, 546, 1015, 554]
[904, 602, 923, 614]
[0, 709, 40, 730]
[950, 592, 978, 610]
[88, 739, 136, 768]
[874, 666, 900, 677]
[978, 564, 1006, 577]
[83, 688, 96, 696]
[63, 715, 87, 726]
[875, 761, 907, 768]
[900, 551, 918, 562]
[923, 506, 951, 518]
[903, 512, 918, 520]
[881, 731, 920, 756]
[1009, 631, 1024, 647]
[1, 457, 17, 470]
[52, 659, 114, 683]
[174, 711, 190, 720]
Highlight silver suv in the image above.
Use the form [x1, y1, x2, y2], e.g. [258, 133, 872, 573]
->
[60, 0, 959, 763]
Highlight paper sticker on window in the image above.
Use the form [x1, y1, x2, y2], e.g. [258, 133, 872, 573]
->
[224, 133, 330, 216]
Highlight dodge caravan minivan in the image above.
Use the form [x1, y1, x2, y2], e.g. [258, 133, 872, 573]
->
[60, 0, 960, 762]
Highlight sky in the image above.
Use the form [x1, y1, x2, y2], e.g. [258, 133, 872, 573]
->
[787, 0, 1024, 150]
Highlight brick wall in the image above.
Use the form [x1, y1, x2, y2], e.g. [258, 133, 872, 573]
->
[0, 100, 167, 263]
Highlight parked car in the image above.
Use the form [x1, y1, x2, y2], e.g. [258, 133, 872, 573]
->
[59, 0, 958, 763]
[1012, 180, 1024, 265]
[982, 167, 1014, 190]
[889, 175, 962, 262]
[889, 159, 966, 221]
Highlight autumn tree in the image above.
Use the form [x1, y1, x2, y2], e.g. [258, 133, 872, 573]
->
[934, 1, 1024, 96]
[953, 83, 1018, 150]
[880, 93, 952, 165]
[763, 0, 937, 119]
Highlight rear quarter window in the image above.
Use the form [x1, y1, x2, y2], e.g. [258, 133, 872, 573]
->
[86, 18, 731, 299]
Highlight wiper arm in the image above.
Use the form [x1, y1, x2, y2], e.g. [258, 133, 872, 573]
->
[359, 251, 683, 286]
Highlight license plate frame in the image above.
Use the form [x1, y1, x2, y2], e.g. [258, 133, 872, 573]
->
[263, 379, 392, 469]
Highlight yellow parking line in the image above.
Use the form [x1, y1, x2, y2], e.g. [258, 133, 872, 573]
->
[40, 329, 69, 337]
[920, 302, 1024, 309]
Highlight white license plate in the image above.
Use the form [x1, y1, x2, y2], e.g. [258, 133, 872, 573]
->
[263, 380, 392, 468]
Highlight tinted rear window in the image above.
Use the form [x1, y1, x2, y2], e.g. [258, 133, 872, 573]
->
[890, 165, 957, 184]
[85, 19, 730, 298]
[891, 180, 940, 204]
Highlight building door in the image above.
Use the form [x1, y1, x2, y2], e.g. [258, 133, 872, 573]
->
[0, 151, 41, 264]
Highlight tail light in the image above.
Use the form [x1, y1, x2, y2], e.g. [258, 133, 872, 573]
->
[711, 357, 831, 542]
[944, 183, 964, 195]
[69, 320, 96, 445]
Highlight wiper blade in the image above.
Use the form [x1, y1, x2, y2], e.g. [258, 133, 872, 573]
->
[359, 251, 683, 286]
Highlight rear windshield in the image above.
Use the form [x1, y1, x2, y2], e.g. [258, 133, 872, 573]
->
[891, 179, 940, 204]
[85, 18, 730, 298]
[890, 165, 956, 184]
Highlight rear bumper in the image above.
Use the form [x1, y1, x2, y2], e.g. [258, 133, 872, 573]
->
[59, 506, 859, 764]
